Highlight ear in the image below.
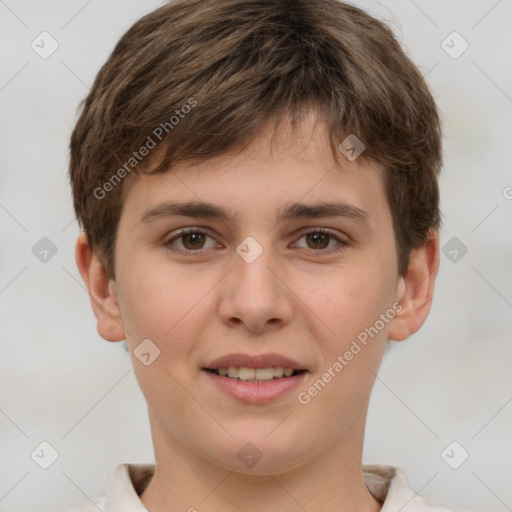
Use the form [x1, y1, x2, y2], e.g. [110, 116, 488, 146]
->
[388, 230, 440, 342]
[75, 232, 125, 342]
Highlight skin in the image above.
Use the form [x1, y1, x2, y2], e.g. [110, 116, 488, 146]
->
[76, 113, 439, 512]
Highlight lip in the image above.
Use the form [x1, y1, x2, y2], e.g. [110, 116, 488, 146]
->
[204, 352, 307, 370]
[203, 369, 309, 405]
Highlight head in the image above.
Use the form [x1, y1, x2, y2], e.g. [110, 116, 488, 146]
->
[71, 0, 441, 475]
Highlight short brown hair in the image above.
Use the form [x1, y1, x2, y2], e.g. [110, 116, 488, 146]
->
[69, 0, 442, 279]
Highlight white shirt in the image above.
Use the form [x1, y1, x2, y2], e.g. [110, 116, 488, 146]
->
[65, 463, 467, 512]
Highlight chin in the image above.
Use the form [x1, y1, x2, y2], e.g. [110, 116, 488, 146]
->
[204, 435, 308, 476]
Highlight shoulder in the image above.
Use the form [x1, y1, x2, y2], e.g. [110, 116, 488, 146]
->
[363, 464, 470, 512]
[59, 462, 154, 512]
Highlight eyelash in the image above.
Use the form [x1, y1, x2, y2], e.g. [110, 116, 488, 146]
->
[163, 227, 349, 255]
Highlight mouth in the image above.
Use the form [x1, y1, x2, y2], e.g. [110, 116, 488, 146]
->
[202, 353, 310, 404]
[204, 366, 307, 383]
[202, 353, 310, 405]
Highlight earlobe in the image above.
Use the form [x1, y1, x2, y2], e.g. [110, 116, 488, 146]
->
[75, 232, 126, 342]
[388, 230, 440, 342]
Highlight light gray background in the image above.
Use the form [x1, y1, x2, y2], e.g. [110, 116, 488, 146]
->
[1, 0, 511, 511]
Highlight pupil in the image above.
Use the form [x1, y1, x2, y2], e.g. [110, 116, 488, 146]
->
[183, 232, 205, 249]
[307, 232, 329, 249]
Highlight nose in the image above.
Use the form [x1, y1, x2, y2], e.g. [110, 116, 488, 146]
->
[217, 243, 294, 334]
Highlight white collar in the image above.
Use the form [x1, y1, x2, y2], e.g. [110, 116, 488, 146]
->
[81, 463, 463, 512]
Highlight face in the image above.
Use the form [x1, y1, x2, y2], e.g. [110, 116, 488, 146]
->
[110, 115, 405, 474]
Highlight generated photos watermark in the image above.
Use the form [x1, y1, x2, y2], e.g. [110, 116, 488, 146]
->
[93, 98, 198, 200]
[297, 301, 402, 405]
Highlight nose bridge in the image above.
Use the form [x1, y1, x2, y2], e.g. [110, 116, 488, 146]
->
[233, 237, 281, 306]
[217, 236, 293, 331]
[235, 242, 276, 293]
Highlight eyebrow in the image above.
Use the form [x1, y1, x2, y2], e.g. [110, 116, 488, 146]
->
[139, 200, 369, 225]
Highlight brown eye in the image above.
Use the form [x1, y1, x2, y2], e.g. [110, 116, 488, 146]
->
[292, 228, 348, 253]
[305, 232, 331, 249]
[182, 232, 206, 250]
[165, 229, 218, 253]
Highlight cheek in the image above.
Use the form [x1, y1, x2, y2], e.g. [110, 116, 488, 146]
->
[116, 250, 195, 337]
[117, 252, 218, 379]
[296, 259, 392, 342]
[118, 260, 205, 412]
[295, 265, 391, 426]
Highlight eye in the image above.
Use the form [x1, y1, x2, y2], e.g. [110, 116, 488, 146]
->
[293, 228, 348, 252]
[164, 228, 219, 253]
[164, 227, 347, 255]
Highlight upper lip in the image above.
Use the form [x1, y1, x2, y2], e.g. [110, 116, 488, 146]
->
[204, 353, 307, 370]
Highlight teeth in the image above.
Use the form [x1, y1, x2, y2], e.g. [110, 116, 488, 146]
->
[273, 366, 284, 378]
[212, 366, 299, 381]
[239, 367, 255, 380]
[255, 367, 274, 380]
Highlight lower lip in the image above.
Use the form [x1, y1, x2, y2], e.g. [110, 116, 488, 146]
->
[203, 370, 308, 405]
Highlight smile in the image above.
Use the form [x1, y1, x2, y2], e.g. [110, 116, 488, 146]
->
[203, 367, 309, 404]
[206, 366, 305, 382]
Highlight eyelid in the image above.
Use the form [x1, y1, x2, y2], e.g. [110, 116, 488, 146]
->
[291, 227, 349, 250]
[164, 227, 221, 254]
[164, 226, 349, 256]
[295, 226, 348, 240]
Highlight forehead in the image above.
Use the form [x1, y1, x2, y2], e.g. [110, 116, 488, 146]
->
[120, 115, 389, 227]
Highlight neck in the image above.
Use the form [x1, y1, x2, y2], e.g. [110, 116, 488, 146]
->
[140, 410, 382, 512]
